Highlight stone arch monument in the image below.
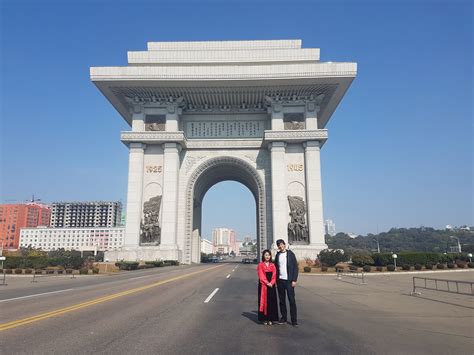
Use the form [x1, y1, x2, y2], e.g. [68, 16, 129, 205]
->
[91, 39, 357, 263]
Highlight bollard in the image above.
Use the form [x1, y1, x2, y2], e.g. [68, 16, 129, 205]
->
[361, 271, 367, 285]
[31, 272, 38, 283]
[0, 272, 7, 286]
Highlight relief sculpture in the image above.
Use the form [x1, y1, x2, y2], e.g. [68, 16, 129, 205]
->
[140, 195, 162, 245]
[287, 196, 309, 244]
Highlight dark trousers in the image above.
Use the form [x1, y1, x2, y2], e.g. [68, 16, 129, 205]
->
[277, 279, 297, 324]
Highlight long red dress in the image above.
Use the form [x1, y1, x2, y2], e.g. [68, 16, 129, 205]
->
[257, 261, 278, 322]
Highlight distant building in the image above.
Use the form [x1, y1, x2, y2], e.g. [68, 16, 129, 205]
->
[19, 226, 124, 252]
[50, 201, 122, 228]
[0, 203, 51, 250]
[212, 228, 238, 254]
[200, 238, 214, 255]
[445, 225, 454, 230]
[348, 233, 358, 239]
[325, 219, 336, 236]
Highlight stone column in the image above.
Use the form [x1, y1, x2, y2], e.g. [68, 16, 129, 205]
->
[269, 103, 284, 130]
[269, 141, 287, 245]
[160, 142, 181, 249]
[305, 102, 319, 130]
[165, 103, 180, 131]
[131, 104, 145, 131]
[304, 141, 327, 247]
[124, 142, 145, 247]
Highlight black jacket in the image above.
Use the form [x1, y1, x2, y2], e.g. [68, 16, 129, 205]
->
[274, 249, 298, 282]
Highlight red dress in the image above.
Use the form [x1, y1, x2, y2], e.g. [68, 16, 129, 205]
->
[257, 261, 278, 321]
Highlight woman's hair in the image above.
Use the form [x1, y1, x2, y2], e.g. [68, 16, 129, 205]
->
[261, 249, 272, 262]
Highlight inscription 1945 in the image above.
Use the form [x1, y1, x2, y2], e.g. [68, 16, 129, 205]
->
[287, 164, 304, 172]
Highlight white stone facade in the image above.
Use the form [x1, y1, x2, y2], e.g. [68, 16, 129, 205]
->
[91, 39, 357, 263]
[19, 227, 125, 252]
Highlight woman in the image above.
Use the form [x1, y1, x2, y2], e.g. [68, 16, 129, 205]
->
[257, 249, 278, 325]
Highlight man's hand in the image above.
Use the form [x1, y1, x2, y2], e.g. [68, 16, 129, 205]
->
[267, 283, 273, 288]
[291, 281, 297, 288]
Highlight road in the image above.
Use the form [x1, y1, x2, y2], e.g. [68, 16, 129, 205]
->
[0, 264, 472, 354]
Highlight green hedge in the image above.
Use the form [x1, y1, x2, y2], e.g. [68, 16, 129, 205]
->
[371, 252, 455, 267]
[3, 255, 84, 270]
[115, 261, 139, 270]
[318, 249, 349, 266]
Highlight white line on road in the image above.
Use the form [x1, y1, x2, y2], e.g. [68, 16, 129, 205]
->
[0, 288, 74, 303]
[226, 274, 230, 278]
[204, 288, 219, 303]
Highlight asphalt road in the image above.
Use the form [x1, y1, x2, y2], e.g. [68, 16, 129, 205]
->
[0, 264, 472, 354]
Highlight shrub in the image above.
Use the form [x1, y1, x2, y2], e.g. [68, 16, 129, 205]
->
[362, 265, 371, 272]
[318, 249, 348, 267]
[35, 269, 42, 274]
[79, 268, 89, 275]
[425, 263, 434, 270]
[468, 262, 474, 268]
[92, 268, 99, 274]
[376, 266, 383, 272]
[372, 253, 394, 266]
[163, 260, 179, 266]
[447, 262, 455, 269]
[351, 253, 374, 267]
[0, 269, 3, 273]
[303, 266, 311, 273]
[414, 264, 422, 270]
[57, 269, 64, 274]
[65, 269, 73, 274]
[25, 268, 33, 274]
[116, 261, 139, 270]
[46, 270, 55, 274]
[436, 263, 445, 269]
[14, 268, 23, 274]
[335, 264, 346, 272]
[402, 264, 411, 271]
[321, 266, 328, 272]
[349, 265, 358, 271]
[455, 261, 466, 269]
[313, 259, 321, 268]
[387, 264, 396, 272]
[5, 269, 13, 274]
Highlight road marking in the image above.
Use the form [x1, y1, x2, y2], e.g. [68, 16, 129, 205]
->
[226, 274, 230, 278]
[204, 288, 219, 303]
[0, 264, 225, 331]
[0, 289, 74, 303]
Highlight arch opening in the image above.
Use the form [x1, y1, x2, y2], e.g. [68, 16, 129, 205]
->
[185, 157, 267, 264]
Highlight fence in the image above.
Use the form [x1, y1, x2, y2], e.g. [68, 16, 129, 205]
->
[336, 269, 367, 285]
[411, 276, 474, 296]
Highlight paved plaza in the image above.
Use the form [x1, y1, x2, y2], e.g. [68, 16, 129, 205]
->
[1, 264, 472, 354]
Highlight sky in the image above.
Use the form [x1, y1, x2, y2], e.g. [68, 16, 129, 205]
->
[0, 0, 472, 238]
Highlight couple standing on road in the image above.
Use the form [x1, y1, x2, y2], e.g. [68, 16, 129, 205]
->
[257, 239, 299, 327]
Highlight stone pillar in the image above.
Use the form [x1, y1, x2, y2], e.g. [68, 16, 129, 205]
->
[166, 103, 180, 131]
[160, 142, 181, 249]
[124, 142, 145, 247]
[304, 141, 327, 247]
[269, 103, 284, 130]
[269, 141, 287, 245]
[305, 102, 319, 130]
[131, 104, 145, 131]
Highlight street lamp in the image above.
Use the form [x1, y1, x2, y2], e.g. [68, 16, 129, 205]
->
[449, 236, 461, 253]
[392, 253, 397, 269]
[468, 253, 472, 263]
[105, 258, 110, 274]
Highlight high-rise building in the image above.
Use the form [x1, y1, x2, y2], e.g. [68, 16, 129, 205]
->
[212, 228, 238, 254]
[50, 201, 122, 228]
[324, 219, 336, 237]
[200, 238, 214, 255]
[0, 203, 51, 250]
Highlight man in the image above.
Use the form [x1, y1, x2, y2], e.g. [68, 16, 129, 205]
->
[274, 239, 299, 327]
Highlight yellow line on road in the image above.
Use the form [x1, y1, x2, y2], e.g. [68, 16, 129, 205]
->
[0, 264, 226, 331]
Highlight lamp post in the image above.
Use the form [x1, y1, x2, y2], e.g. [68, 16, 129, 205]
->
[105, 258, 109, 274]
[468, 253, 472, 263]
[449, 236, 461, 253]
[392, 253, 397, 269]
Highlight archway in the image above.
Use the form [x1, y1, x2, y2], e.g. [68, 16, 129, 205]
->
[185, 156, 267, 263]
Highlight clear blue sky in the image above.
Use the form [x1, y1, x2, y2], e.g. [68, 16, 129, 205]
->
[1, 0, 472, 238]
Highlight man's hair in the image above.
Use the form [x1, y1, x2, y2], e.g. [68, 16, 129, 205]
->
[276, 239, 286, 246]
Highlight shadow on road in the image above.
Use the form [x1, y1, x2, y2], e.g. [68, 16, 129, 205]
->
[241, 310, 260, 324]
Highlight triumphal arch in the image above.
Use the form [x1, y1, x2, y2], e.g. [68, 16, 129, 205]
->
[91, 40, 356, 264]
